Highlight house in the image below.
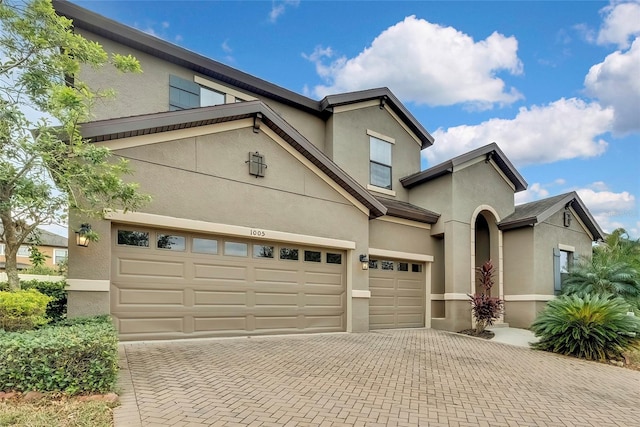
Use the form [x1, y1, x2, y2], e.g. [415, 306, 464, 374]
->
[0, 227, 68, 271]
[54, 1, 603, 341]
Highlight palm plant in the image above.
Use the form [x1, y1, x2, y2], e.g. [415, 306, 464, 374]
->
[562, 257, 640, 310]
[531, 294, 640, 360]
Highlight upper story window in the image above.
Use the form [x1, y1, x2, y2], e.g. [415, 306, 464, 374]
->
[370, 136, 392, 190]
[54, 249, 68, 265]
[169, 75, 254, 111]
[17, 245, 31, 257]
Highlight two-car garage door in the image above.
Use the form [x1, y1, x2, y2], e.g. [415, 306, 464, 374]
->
[111, 225, 346, 340]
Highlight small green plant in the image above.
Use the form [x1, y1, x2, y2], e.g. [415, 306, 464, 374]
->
[468, 260, 504, 335]
[531, 293, 640, 361]
[0, 289, 53, 331]
[28, 247, 49, 268]
[21, 280, 67, 323]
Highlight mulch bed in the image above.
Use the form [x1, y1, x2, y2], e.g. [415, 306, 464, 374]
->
[457, 329, 495, 339]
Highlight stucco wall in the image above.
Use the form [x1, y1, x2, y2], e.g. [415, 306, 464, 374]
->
[329, 105, 422, 201]
[533, 208, 594, 295]
[503, 227, 534, 295]
[369, 220, 433, 255]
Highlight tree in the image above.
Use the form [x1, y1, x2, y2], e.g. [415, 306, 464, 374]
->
[594, 228, 640, 270]
[0, 0, 149, 290]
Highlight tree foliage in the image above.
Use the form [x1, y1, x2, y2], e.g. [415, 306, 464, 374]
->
[0, 0, 149, 289]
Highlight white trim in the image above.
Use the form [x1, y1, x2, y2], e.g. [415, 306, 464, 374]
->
[368, 247, 433, 262]
[366, 129, 395, 144]
[332, 100, 378, 113]
[351, 290, 371, 298]
[95, 119, 254, 151]
[452, 156, 484, 172]
[489, 159, 517, 192]
[366, 185, 396, 197]
[346, 250, 353, 333]
[194, 75, 257, 102]
[430, 294, 444, 300]
[558, 243, 575, 252]
[375, 216, 431, 230]
[262, 127, 370, 217]
[443, 293, 469, 301]
[567, 207, 594, 241]
[105, 211, 357, 250]
[504, 294, 556, 302]
[383, 105, 422, 147]
[66, 279, 110, 292]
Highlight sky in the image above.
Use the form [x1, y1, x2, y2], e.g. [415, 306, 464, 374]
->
[68, 0, 639, 238]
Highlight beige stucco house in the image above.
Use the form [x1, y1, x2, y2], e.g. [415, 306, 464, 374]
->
[0, 227, 68, 271]
[55, 1, 603, 341]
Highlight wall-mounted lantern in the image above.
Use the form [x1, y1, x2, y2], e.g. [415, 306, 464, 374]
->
[75, 223, 92, 247]
[359, 254, 369, 270]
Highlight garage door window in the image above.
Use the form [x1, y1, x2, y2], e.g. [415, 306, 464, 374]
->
[326, 253, 342, 264]
[280, 248, 299, 260]
[412, 263, 422, 273]
[253, 245, 274, 258]
[192, 238, 218, 254]
[381, 260, 394, 271]
[117, 230, 149, 247]
[224, 241, 248, 257]
[369, 259, 379, 269]
[304, 250, 321, 262]
[397, 262, 408, 271]
[157, 234, 186, 251]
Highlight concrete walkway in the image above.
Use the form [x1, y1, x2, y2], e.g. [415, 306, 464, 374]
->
[114, 329, 639, 426]
[488, 326, 539, 348]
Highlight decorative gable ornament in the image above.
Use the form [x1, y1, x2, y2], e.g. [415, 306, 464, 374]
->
[247, 151, 267, 178]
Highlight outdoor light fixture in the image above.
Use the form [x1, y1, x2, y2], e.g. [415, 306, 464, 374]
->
[359, 254, 369, 270]
[75, 223, 92, 247]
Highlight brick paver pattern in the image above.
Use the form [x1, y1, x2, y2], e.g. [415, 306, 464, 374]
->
[114, 329, 640, 427]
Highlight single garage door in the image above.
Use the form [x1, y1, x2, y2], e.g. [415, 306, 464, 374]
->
[369, 258, 425, 329]
[111, 225, 346, 340]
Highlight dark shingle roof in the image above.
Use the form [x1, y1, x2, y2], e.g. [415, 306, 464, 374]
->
[52, 0, 433, 148]
[0, 227, 67, 248]
[400, 143, 527, 192]
[499, 191, 604, 241]
[375, 197, 440, 224]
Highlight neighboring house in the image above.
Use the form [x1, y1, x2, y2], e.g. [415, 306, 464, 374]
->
[54, 1, 603, 341]
[0, 227, 68, 271]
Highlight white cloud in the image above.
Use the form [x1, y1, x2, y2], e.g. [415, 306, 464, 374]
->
[596, 1, 640, 49]
[425, 98, 613, 167]
[308, 15, 523, 108]
[515, 183, 550, 205]
[576, 187, 637, 234]
[222, 40, 233, 54]
[584, 37, 640, 133]
[269, 0, 300, 23]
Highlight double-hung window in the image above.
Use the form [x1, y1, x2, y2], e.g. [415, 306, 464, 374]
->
[370, 136, 392, 189]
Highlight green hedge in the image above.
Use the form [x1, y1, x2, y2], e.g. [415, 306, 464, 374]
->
[21, 280, 67, 323]
[0, 289, 53, 331]
[0, 316, 118, 394]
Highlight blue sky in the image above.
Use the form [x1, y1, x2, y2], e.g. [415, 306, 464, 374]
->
[73, 0, 640, 237]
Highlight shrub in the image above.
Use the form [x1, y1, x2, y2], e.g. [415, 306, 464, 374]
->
[531, 293, 640, 361]
[0, 316, 118, 394]
[468, 260, 504, 334]
[0, 289, 53, 331]
[21, 280, 67, 323]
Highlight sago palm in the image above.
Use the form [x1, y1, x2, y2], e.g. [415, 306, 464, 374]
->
[562, 257, 640, 301]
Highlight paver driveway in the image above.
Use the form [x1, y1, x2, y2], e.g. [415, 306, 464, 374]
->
[114, 329, 639, 426]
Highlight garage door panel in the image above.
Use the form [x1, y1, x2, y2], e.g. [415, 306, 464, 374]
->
[118, 317, 183, 334]
[193, 290, 247, 306]
[193, 263, 247, 281]
[369, 258, 426, 330]
[305, 293, 344, 307]
[112, 225, 346, 339]
[194, 316, 246, 332]
[254, 292, 300, 306]
[118, 258, 184, 278]
[118, 288, 184, 305]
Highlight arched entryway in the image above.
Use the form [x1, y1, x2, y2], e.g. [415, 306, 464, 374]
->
[471, 207, 502, 300]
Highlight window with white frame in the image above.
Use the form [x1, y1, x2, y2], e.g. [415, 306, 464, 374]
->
[0, 244, 4, 255]
[370, 136, 392, 189]
[17, 245, 30, 257]
[54, 249, 68, 265]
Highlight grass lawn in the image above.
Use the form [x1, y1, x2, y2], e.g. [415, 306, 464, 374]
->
[0, 397, 114, 427]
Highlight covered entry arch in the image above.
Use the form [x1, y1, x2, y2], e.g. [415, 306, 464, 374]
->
[470, 205, 503, 302]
